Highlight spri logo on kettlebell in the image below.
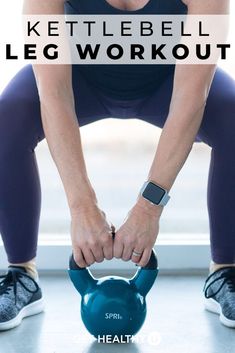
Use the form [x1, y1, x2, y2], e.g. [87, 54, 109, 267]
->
[105, 313, 123, 320]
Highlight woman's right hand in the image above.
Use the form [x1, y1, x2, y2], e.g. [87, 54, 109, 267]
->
[70, 205, 115, 267]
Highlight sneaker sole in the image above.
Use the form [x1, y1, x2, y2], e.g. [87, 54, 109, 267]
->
[0, 297, 45, 331]
[205, 297, 235, 328]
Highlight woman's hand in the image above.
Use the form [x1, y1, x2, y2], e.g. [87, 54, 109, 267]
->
[113, 200, 162, 267]
[70, 205, 115, 267]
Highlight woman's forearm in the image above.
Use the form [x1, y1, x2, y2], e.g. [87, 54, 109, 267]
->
[23, 1, 97, 214]
[39, 92, 97, 213]
[137, 0, 229, 217]
[136, 63, 217, 217]
[147, 101, 206, 192]
[135, 97, 207, 218]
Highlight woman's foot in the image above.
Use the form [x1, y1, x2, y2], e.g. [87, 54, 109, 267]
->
[0, 266, 44, 331]
[203, 267, 235, 328]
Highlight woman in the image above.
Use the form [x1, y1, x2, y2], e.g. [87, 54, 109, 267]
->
[0, 0, 234, 331]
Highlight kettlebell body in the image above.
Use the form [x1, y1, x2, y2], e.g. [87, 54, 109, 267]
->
[68, 250, 158, 338]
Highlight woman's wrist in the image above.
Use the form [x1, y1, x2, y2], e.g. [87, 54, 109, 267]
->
[68, 181, 98, 217]
[70, 202, 100, 219]
[134, 195, 163, 219]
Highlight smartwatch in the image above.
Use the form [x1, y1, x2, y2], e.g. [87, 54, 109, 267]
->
[139, 181, 170, 206]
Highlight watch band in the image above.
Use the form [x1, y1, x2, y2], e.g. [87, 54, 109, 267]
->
[139, 181, 148, 194]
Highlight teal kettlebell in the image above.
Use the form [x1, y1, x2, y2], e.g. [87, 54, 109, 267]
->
[68, 250, 158, 339]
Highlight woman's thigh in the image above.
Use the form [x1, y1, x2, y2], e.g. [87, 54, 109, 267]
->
[0, 64, 111, 150]
[2, 64, 234, 149]
[135, 67, 235, 147]
[0, 65, 44, 150]
[198, 67, 235, 148]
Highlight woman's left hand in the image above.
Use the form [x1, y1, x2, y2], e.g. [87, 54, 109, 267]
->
[113, 201, 162, 267]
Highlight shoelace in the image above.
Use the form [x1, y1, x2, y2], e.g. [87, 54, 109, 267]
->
[0, 270, 39, 305]
[204, 267, 235, 299]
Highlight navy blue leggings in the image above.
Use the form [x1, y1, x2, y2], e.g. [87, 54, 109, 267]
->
[0, 64, 235, 264]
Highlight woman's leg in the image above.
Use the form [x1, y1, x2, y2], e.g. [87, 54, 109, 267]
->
[0, 64, 110, 266]
[136, 67, 235, 265]
[198, 68, 235, 265]
[0, 64, 111, 330]
[0, 65, 44, 264]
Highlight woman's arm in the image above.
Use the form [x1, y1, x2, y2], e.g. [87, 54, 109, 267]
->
[136, 0, 230, 218]
[23, 0, 96, 212]
[114, 0, 230, 266]
[23, 0, 114, 267]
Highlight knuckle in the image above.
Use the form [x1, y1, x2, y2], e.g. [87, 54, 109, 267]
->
[78, 240, 88, 250]
[131, 257, 139, 263]
[73, 238, 83, 248]
[113, 244, 122, 258]
[114, 251, 121, 259]
[139, 260, 147, 267]
[105, 254, 113, 260]
[95, 257, 104, 263]
[104, 250, 113, 260]
[122, 255, 131, 261]
[124, 237, 135, 247]
[74, 256, 85, 268]
[115, 231, 125, 242]
[88, 239, 98, 248]
[105, 248, 113, 257]
[87, 259, 95, 266]
[73, 253, 81, 262]
[102, 236, 111, 246]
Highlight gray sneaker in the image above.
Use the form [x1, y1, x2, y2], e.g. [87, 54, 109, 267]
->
[0, 266, 44, 331]
[203, 267, 235, 328]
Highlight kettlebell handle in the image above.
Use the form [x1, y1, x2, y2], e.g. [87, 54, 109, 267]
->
[69, 249, 158, 270]
[68, 250, 158, 297]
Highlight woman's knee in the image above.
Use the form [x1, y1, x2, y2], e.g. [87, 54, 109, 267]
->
[197, 74, 235, 148]
[0, 94, 44, 155]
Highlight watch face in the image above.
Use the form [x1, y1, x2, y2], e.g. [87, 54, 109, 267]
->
[142, 182, 165, 204]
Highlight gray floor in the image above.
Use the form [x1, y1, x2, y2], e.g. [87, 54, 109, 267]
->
[0, 274, 235, 353]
